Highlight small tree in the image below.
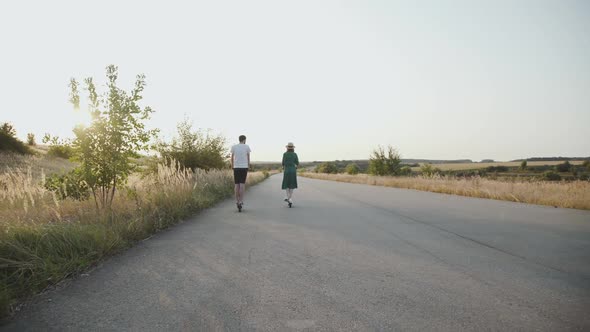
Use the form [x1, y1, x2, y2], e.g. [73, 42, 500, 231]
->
[368, 145, 401, 176]
[583, 160, 590, 171]
[520, 160, 527, 171]
[154, 118, 227, 171]
[26, 133, 36, 146]
[345, 163, 360, 175]
[69, 65, 157, 210]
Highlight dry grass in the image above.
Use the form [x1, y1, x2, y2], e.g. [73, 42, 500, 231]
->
[0, 161, 268, 316]
[412, 160, 584, 171]
[0, 151, 75, 181]
[300, 173, 590, 210]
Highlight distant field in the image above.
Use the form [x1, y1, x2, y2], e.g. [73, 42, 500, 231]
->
[300, 172, 590, 210]
[411, 160, 585, 171]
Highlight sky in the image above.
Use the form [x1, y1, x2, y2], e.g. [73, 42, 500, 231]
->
[1, 0, 589, 162]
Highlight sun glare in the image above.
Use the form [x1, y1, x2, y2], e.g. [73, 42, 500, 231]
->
[73, 108, 93, 128]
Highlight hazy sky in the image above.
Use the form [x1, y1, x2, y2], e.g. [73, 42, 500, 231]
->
[1, 0, 588, 162]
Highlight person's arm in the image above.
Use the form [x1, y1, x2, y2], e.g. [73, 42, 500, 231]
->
[295, 153, 299, 168]
[247, 152, 250, 170]
[231, 153, 234, 169]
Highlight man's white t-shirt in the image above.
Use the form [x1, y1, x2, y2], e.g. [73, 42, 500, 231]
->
[231, 143, 251, 168]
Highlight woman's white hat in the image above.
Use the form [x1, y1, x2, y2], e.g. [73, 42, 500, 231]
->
[286, 142, 295, 148]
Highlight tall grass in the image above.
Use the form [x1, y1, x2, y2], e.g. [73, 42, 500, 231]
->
[0, 151, 75, 181]
[300, 173, 590, 210]
[0, 162, 268, 316]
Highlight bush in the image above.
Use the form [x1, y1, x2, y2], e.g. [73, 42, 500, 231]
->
[44, 169, 90, 201]
[0, 123, 30, 155]
[399, 166, 412, 176]
[345, 163, 360, 175]
[520, 160, 527, 171]
[368, 145, 401, 176]
[420, 163, 441, 176]
[47, 144, 74, 159]
[542, 171, 561, 181]
[26, 133, 36, 146]
[316, 162, 339, 174]
[154, 119, 227, 171]
[42, 133, 74, 159]
[583, 160, 590, 170]
[555, 161, 572, 172]
[486, 166, 509, 173]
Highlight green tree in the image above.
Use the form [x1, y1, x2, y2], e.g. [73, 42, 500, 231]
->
[368, 145, 401, 176]
[69, 65, 157, 210]
[154, 118, 227, 171]
[583, 160, 590, 171]
[345, 163, 360, 175]
[520, 160, 527, 171]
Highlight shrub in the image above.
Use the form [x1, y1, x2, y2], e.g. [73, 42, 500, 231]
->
[154, 118, 227, 171]
[0, 123, 16, 137]
[42, 133, 74, 159]
[520, 160, 527, 171]
[420, 163, 441, 176]
[47, 145, 74, 159]
[555, 161, 572, 173]
[26, 133, 36, 146]
[368, 145, 401, 176]
[583, 160, 590, 170]
[399, 165, 412, 176]
[0, 123, 30, 154]
[345, 163, 360, 175]
[316, 162, 339, 174]
[542, 171, 561, 181]
[44, 169, 90, 201]
[486, 166, 509, 173]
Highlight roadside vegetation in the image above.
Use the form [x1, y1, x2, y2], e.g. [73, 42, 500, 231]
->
[302, 146, 590, 210]
[300, 172, 590, 210]
[0, 65, 269, 317]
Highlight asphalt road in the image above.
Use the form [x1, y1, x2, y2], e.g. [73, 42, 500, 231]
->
[3, 175, 590, 331]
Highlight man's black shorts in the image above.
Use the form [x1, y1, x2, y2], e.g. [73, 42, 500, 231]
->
[233, 168, 248, 184]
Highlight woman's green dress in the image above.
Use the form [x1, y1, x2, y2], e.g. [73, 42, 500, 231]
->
[281, 151, 299, 189]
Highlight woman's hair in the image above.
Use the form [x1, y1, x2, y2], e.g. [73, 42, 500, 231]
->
[287, 148, 294, 152]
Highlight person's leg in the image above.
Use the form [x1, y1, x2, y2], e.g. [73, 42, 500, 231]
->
[239, 183, 246, 203]
[235, 184, 240, 203]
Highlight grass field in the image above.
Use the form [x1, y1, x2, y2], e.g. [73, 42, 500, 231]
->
[0, 158, 269, 317]
[300, 172, 590, 210]
[410, 160, 585, 171]
[0, 151, 75, 180]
